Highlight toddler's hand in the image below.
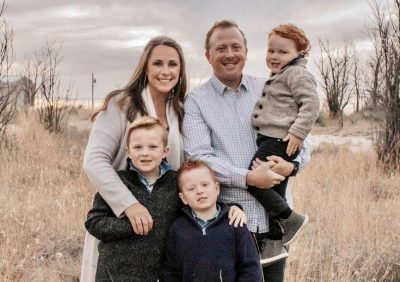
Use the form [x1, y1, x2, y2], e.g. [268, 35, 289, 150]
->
[248, 158, 284, 188]
[283, 133, 303, 156]
[228, 205, 247, 227]
[266, 155, 295, 177]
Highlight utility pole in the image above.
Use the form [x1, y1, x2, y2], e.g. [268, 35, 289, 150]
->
[91, 73, 96, 109]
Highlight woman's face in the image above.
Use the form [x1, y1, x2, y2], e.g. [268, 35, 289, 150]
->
[146, 45, 181, 97]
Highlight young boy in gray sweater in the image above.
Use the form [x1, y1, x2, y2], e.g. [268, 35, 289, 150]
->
[85, 116, 182, 281]
[248, 24, 319, 265]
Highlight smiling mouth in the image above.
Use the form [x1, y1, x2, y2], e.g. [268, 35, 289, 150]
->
[223, 62, 237, 66]
[197, 197, 208, 202]
[158, 79, 172, 83]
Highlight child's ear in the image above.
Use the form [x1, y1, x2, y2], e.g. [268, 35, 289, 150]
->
[164, 146, 170, 156]
[178, 192, 188, 205]
[216, 182, 220, 196]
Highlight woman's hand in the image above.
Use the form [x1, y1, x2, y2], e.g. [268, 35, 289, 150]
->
[125, 203, 153, 235]
[228, 205, 247, 227]
[283, 133, 303, 156]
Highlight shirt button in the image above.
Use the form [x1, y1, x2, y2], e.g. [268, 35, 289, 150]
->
[253, 114, 258, 118]
[259, 104, 263, 109]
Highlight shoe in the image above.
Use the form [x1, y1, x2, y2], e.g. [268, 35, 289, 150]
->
[279, 211, 309, 246]
[259, 239, 289, 267]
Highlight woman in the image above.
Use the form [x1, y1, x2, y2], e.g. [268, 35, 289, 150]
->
[81, 36, 247, 281]
[80, 36, 188, 281]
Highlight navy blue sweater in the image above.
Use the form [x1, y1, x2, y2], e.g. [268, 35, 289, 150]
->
[163, 203, 262, 282]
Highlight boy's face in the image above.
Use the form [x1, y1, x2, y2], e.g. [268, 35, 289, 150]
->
[266, 34, 301, 74]
[179, 167, 220, 213]
[127, 127, 169, 178]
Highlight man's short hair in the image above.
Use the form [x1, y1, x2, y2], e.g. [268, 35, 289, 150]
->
[177, 160, 217, 191]
[126, 116, 168, 147]
[204, 19, 247, 51]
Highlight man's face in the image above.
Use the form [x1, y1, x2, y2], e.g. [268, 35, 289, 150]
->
[206, 27, 247, 90]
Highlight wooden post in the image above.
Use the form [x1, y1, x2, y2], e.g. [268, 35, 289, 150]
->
[91, 73, 96, 109]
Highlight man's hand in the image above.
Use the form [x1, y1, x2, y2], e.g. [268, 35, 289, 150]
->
[267, 156, 295, 177]
[283, 133, 303, 156]
[247, 159, 285, 188]
[228, 205, 247, 227]
[125, 203, 153, 236]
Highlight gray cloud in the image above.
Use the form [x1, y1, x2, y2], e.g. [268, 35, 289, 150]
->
[5, 0, 376, 99]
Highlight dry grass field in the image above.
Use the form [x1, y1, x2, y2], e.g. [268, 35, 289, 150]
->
[1, 110, 399, 281]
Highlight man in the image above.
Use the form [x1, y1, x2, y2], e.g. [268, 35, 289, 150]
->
[182, 20, 311, 282]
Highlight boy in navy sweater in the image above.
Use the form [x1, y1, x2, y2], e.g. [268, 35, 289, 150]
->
[163, 160, 262, 282]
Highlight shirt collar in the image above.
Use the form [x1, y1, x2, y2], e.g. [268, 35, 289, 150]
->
[191, 203, 222, 227]
[210, 74, 249, 95]
[128, 159, 171, 182]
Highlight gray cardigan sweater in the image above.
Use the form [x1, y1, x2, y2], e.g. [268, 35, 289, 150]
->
[251, 58, 319, 140]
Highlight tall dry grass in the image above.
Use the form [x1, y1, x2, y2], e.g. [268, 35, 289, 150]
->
[0, 112, 399, 281]
[287, 144, 400, 281]
[0, 112, 93, 281]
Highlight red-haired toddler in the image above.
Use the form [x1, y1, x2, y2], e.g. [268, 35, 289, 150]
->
[248, 23, 320, 265]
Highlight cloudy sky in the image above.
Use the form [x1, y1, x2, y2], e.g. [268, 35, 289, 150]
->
[5, 0, 375, 101]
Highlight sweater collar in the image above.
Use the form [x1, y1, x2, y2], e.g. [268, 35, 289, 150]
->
[269, 55, 307, 78]
[182, 202, 230, 223]
[126, 158, 171, 183]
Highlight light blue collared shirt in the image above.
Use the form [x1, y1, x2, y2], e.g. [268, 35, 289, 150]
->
[192, 204, 222, 229]
[129, 160, 171, 193]
[183, 74, 311, 233]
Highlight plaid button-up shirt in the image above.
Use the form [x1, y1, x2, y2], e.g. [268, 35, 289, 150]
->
[183, 74, 311, 233]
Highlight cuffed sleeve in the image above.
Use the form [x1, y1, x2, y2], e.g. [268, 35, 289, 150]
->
[85, 193, 134, 242]
[83, 98, 138, 217]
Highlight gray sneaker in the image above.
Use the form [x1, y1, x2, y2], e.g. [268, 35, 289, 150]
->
[279, 211, 309, 246]
[259, 239, 289, 267]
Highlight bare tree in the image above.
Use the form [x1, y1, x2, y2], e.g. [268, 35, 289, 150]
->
[22, 51, 45, 107]
[0, 0, 15, 144]
[317, 38, 355, 126]
[37, 41, 74, 133]
[370, 0, 400, 172]
[24, 40, 74, 133]
[365, 30, 384, 109]
[352, 47, 365, 112]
